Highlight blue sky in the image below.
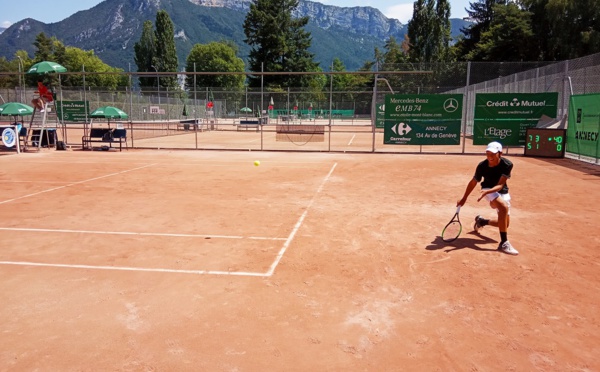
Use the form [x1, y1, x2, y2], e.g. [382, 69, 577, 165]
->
[1, 0, 471, 28]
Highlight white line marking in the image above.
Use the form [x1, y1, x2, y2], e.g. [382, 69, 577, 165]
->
[0, 261, 268, 277]
[0, 163, 157, 205]
[0, 227, 285, 241]
[347, 134, 356, 146]
[266, 162, 337, 276]
[0, 161, 331, 277]
[409, 256, 451, 271]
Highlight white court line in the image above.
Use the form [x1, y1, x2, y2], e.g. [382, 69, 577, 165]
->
[0, 227, 286, 241]
[0, 261, 268, 277]
[0, 162, 336, 277]
[347, 134, 356, 146]
[266, 162, 337, 276]
[0, 163, 156, 205]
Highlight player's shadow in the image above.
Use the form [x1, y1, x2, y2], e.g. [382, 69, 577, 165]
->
[426, 231, 498, 253]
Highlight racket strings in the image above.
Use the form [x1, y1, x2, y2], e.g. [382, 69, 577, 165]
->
[442, 221, 462, 242]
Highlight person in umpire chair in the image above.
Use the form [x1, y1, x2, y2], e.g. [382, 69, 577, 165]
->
[457, 141, 519, 255]
[31, 80, 54, 113]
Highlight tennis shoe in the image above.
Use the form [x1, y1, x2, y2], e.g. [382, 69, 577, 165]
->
[498, 241, 519, 255]
[473, 215, 484, 233]
[39, 109, 45, 113]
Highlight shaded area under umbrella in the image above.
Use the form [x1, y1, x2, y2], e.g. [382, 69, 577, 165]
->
[0, 102, 33, 153]
[89, 106, 129, 130]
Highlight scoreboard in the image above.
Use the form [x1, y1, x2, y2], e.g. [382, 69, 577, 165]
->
[524, 128, 567, 158]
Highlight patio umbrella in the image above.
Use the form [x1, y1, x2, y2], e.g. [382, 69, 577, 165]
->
[0, 102, 34, 116]
[26, 61, 68, 75]
[240, 107, 252, 113]
[90, 106, 129, 129]
[90, 106, 129, 119]
[0, 102, 32, 152]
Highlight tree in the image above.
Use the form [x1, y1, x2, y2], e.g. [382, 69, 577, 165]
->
[134, 11, 179, 90]
[243, 0, 320, 89]
[466, 3, 536, 61]
[521, 0, 600, 60]
[407, 0, 452, 63]
[185, 41, 245, 91]
[154, 10, 178, 90]
[0, 51, 31, 89]
[453, 0, 508, 61]
[62, 47, 128, 89]
[134, 21, 156, 88]
[33, 33, 55, 62]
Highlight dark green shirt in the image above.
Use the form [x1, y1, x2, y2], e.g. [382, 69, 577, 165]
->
[474, 157, 513, 194]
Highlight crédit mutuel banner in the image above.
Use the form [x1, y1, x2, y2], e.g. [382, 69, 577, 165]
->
[383, 94, 463, 145]
[473, 93, 558, 146]
[56, 101, 90, 122]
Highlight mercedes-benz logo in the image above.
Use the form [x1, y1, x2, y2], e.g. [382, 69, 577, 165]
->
[443, 98, 459, 113]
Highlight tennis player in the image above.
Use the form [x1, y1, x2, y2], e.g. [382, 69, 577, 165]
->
[457, 141, 518, 255]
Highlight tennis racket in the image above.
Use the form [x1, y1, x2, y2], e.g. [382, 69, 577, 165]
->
[441, 206, 462, 242]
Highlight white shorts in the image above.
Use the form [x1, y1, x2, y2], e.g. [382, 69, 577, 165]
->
[482, 189, 511, 215]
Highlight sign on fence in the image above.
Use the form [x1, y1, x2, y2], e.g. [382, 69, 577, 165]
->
[567, 93, 600, 158]
[383, 94, 463, 145]
[473, 93, 558, 146]
[56, 101, 90, 122]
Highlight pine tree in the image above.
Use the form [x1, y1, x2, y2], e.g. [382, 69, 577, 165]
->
[154, 10, 178, 90]
[407, 0, 452, 63]
[243, 0, 319, 88]
[33, 33, 54, 62]
[134, 21, 156, 88]
[454, 0, 508, 61]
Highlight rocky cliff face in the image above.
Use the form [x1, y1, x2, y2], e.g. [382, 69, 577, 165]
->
[187, 0, 404, 40]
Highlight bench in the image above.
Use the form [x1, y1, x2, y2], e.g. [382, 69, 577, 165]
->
[178, 119, 199, 131]
[82, 128, 127, 151]
[237, 117, 267, 131]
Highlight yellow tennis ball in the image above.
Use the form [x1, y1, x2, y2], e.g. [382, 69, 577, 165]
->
[254, 160, 260, 166]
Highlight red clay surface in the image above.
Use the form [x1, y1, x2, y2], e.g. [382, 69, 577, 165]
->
[0, 149, 598, 371]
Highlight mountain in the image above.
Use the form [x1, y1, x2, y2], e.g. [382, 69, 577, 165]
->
[0, 0, 469, 71]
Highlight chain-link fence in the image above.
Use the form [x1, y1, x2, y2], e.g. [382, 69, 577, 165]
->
[1, 53, 599, 157]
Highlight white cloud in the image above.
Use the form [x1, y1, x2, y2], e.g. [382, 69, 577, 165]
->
[1, 21, 12, 28]
[384, 3, 414, 23]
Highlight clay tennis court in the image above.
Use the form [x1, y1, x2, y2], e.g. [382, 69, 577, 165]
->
[0, 149, 598, 370]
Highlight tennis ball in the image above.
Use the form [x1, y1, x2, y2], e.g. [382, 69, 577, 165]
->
[254, 160, 260, 166]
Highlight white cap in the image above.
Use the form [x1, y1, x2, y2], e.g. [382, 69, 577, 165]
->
[486, 141, 503, 153]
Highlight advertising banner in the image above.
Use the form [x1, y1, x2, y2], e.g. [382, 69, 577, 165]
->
[473, 93, 558, 145]
[567, 94, 600, 158]
[375, 102, 386, 129]
[384, 94, 463, 145]
[56, 101, 90, 122]
[384, 120, 461, 145]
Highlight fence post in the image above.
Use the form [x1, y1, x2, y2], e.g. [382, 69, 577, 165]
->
[461, 61, 471, 154]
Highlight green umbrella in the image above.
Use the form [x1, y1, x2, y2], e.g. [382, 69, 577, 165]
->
[240, 107, 252, 113]
[26, 61, 67, 75]
[90, 106, 129, 119]
[0, 102, 34, 116]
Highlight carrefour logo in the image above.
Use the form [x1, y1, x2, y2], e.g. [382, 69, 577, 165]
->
[486, 99, 547, 107]
[391, 122, 412, 136]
